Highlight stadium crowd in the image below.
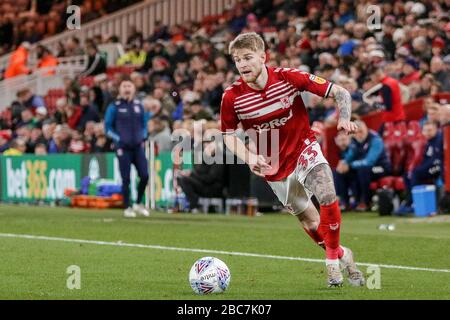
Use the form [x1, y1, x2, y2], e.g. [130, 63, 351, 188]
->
[0, 0, 449, 212]
[0, 0, 142, 56]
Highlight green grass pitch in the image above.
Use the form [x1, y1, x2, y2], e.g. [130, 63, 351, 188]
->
[0, 204, 449, 300]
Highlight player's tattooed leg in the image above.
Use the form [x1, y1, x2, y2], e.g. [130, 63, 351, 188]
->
[304, 164, 337, 206]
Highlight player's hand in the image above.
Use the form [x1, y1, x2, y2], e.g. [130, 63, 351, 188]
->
[337, 119, 358, 135]
[248, 154, 272, 177]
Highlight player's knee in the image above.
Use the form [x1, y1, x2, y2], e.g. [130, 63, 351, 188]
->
[290, 198, 309, 215]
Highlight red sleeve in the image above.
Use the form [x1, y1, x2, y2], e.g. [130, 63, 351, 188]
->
[282, 69, 333, 98]
[220, 91, 239, 133]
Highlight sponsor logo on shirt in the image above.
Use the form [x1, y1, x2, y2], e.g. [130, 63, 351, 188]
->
[252, 110, 293, 132]
[309, 74, 326, 84]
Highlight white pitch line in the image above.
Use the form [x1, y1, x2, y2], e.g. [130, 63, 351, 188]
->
[1, 232, 450, 274]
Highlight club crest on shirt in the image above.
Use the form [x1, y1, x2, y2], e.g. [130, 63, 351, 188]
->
[134, 106, 141, 113]
[280, 96, 291, 109]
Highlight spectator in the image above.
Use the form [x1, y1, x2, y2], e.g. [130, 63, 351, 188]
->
[335, 120, 391, 211]
[68, 130, 90, 153]
[27, 126, 46, 153]
[366, 65, 406, 132]
[41, 121, 56, 147]
[91, 134, 110, 153]
[35, 106, 48, 126]
[34, 143, 48, 155]
[15, 88, 46, 111]
[143, 96, 169, 119]
[15, 125, 32, 146]
[93, 73, 113, 112]
[148, 117, 173, 153]
[79, 44, 107, 77]
[430, 56, 450, 91]
[333, 130, 354, 211]
[399, 121, 443, 213]
[0, 130, 12, 153]
[0, 15, 14, 55]
[17, 108, 37, 128]
[3, 138, 27, 155]
[152, 87, 177, 115]
[65, 37, 84, 57]
[126, 25, 144, 48]
[131, 72, 151, 99]
[416, 73, 437, 98]
[4, 42, 31, 79]
[65, 102, 82, 130]
[35, 45, 58, 76]
[189, 100, 213, 121]
[176, 132, 225, 213]
[48, 125, 70, 153]
[148, 20, 170, 42]
[53, 97, 68, 124]
[434, 104, 450, 126]
[77, 87, 100, 131]
[400, 57, 421, 85]
[83, 120, 96, 145]
[116, 43, 146, 67]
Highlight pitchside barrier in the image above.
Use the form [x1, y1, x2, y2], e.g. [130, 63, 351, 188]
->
[0, 150, 189, 208]
[0, 147, 277, 211]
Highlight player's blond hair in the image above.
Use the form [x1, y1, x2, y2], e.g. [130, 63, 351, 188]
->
[228, 32, 265, 55]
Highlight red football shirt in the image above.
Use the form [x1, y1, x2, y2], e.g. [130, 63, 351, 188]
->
[220, 66, 333, 181]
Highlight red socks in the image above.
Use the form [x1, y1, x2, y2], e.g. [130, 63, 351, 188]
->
[303, 227, 325, 249]
[318, 200, 343, 260]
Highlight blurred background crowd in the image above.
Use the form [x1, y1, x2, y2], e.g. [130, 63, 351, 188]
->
[0, 0, 141, 56]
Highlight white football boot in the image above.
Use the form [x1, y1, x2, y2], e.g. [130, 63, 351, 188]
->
[123, 207, 136, 218]
[133, 204, 150, 217]
[339, 246, 365, 286]
[326, 260, 344, 288]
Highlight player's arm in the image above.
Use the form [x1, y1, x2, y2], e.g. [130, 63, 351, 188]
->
[328, 84, 358, 134]
[220, 91, 271, 177]
[282, 69, 358, 134]
[223, 134, 271, 177]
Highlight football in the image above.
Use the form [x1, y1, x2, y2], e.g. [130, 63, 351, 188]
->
[188, 257, 231, 295]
